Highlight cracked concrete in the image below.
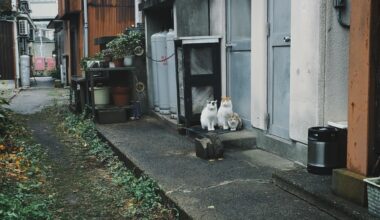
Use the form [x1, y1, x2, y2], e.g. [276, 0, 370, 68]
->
[97, 117, 337, 219]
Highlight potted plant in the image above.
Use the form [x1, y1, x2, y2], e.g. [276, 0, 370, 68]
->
[106, 31, 145, 67]
[124, 30, 145, 66]
[101, 48, 113, 67]
[106, 35, 127, 67]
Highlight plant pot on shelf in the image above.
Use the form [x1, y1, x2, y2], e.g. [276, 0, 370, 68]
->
[112, 86, 129, 106]
[123, 55, 134, 66]
[94, 87, 110, 105]
[113, 58, 124, 67]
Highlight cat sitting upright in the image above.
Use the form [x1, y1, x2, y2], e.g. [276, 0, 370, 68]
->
[218, 97, 233, 130]
[200, 100, 218, 131]
[227, 112, 243, 131]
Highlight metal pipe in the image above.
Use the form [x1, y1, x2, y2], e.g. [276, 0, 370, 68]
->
[135, 0, 142, 26]
[338, 9, 350, 29]
[13, 21, 20, 88]
[83, 0, 89, 57]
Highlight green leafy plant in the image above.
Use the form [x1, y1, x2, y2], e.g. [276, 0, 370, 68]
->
[0, 111, 53, 220]
[106, 31, 145, 59]
[59, 109, 178, 219]
[48, 68, 61, 80]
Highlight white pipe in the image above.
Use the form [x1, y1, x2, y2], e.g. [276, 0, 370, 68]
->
[135, 0, 142, 26]
[11, 0, 17, 11]
[13, 21, 20, 88]
[83, 0, 89, 57]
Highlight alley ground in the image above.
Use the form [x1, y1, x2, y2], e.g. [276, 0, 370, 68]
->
[4, 77, 357, 219]
[5, 78, 136, 218]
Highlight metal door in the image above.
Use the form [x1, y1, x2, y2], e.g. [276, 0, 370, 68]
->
[226, 0, 251, 125]
[268, 0, 291, 139]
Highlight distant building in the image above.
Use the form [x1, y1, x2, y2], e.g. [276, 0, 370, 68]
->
[29, 0, 57, 75]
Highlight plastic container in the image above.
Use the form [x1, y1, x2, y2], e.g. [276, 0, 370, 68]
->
[166, 29, 177, 115]
[151, 32, 160, 111]
[112, 86, 129, 106]
[364, 177, 380, 217]
[94, 87, 110, 105]
[155, 31, 170, 115]
[20, 55, 30, 87]
[307, 126, 343, 175]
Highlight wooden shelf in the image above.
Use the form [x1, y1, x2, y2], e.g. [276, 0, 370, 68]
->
[86, 67, 136, 72]
[94, 104, 133, 110]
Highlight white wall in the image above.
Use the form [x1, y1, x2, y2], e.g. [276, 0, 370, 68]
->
[251, 0, 267, 130]
[209, 0, 226, 96]
[29, 0, 58, 19]
[323, 0, 350, 125]
[289, 0, 325, 143]
[251, 0, 349, 144]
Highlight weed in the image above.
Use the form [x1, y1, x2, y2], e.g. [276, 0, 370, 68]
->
[0, 111, 53, 219]
[58, 109, 178, 219]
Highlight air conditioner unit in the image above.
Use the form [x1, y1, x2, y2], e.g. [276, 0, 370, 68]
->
[18, 20, 29, 36]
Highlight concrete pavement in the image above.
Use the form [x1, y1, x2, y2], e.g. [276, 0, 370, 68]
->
[7, 77, 68, 114]
[97, 117, 337, 219]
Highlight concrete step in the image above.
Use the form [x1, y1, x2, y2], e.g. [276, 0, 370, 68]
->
[150, 111, 256, 151]
[218, 130, 256, 150]
[272, 169, 377, 220]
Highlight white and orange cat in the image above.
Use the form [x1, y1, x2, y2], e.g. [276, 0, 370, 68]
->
[217, 97, 233, 130]
[201, 100, 218, 131]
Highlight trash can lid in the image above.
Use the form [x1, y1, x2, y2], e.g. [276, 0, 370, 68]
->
[308, 126, 339, 142]
[327, 121, 347, 129]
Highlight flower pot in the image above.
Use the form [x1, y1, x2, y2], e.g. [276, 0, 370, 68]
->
[123, 55, 134, 66]
[94, 87, 110, 105]
[112, 86, 129, 106]
[113, 58, 124, 67]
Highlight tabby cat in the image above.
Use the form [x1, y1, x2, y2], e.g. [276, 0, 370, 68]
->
[227, 112, 243, 131]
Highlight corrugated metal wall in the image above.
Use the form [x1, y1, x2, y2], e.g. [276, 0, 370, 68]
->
[0, 21, 15, 80]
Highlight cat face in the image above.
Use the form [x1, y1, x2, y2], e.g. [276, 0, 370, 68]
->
[221, 96, 232, 107]
[228, 116, 238, 127]
[207, 100, 217, 110]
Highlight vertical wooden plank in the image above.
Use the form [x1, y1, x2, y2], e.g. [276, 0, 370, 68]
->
[0, 21, 16, 80]
[87, 0, 135, 56]
[347, 0, 374, 176]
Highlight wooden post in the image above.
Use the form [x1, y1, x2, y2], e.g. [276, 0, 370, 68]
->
[347, 0, 378, 176]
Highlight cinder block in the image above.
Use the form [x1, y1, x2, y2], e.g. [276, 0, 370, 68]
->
[332, 169, 367, 206]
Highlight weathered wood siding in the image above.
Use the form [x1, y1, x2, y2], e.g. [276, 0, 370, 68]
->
[0, 21, 15, 80]
[58, 0, 82, 18]
[88, 0, 135, 55]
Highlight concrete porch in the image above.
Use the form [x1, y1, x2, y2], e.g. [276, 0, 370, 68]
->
[96, 115, 345, 219]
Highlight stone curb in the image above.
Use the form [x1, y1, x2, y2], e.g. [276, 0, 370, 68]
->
[272, 172, 377, 220]
[95, 128, 193, 220]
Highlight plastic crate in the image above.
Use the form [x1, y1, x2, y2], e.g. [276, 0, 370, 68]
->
[364, 177, 380, 217]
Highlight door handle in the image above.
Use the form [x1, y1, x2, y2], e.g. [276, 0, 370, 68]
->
[283, 36, 291, 43]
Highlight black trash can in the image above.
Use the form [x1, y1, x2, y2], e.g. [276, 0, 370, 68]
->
[307, 127, 346, 175]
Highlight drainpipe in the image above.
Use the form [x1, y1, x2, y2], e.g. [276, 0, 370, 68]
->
[83, 0, 89, 57]
[13, 21, 20, 88]
[135, 0, 142, 26]
[11, 0, 16, 11]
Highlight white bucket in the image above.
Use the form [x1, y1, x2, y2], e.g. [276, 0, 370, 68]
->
[123, 55, 134, 66]
[94, 87, 110, 105]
